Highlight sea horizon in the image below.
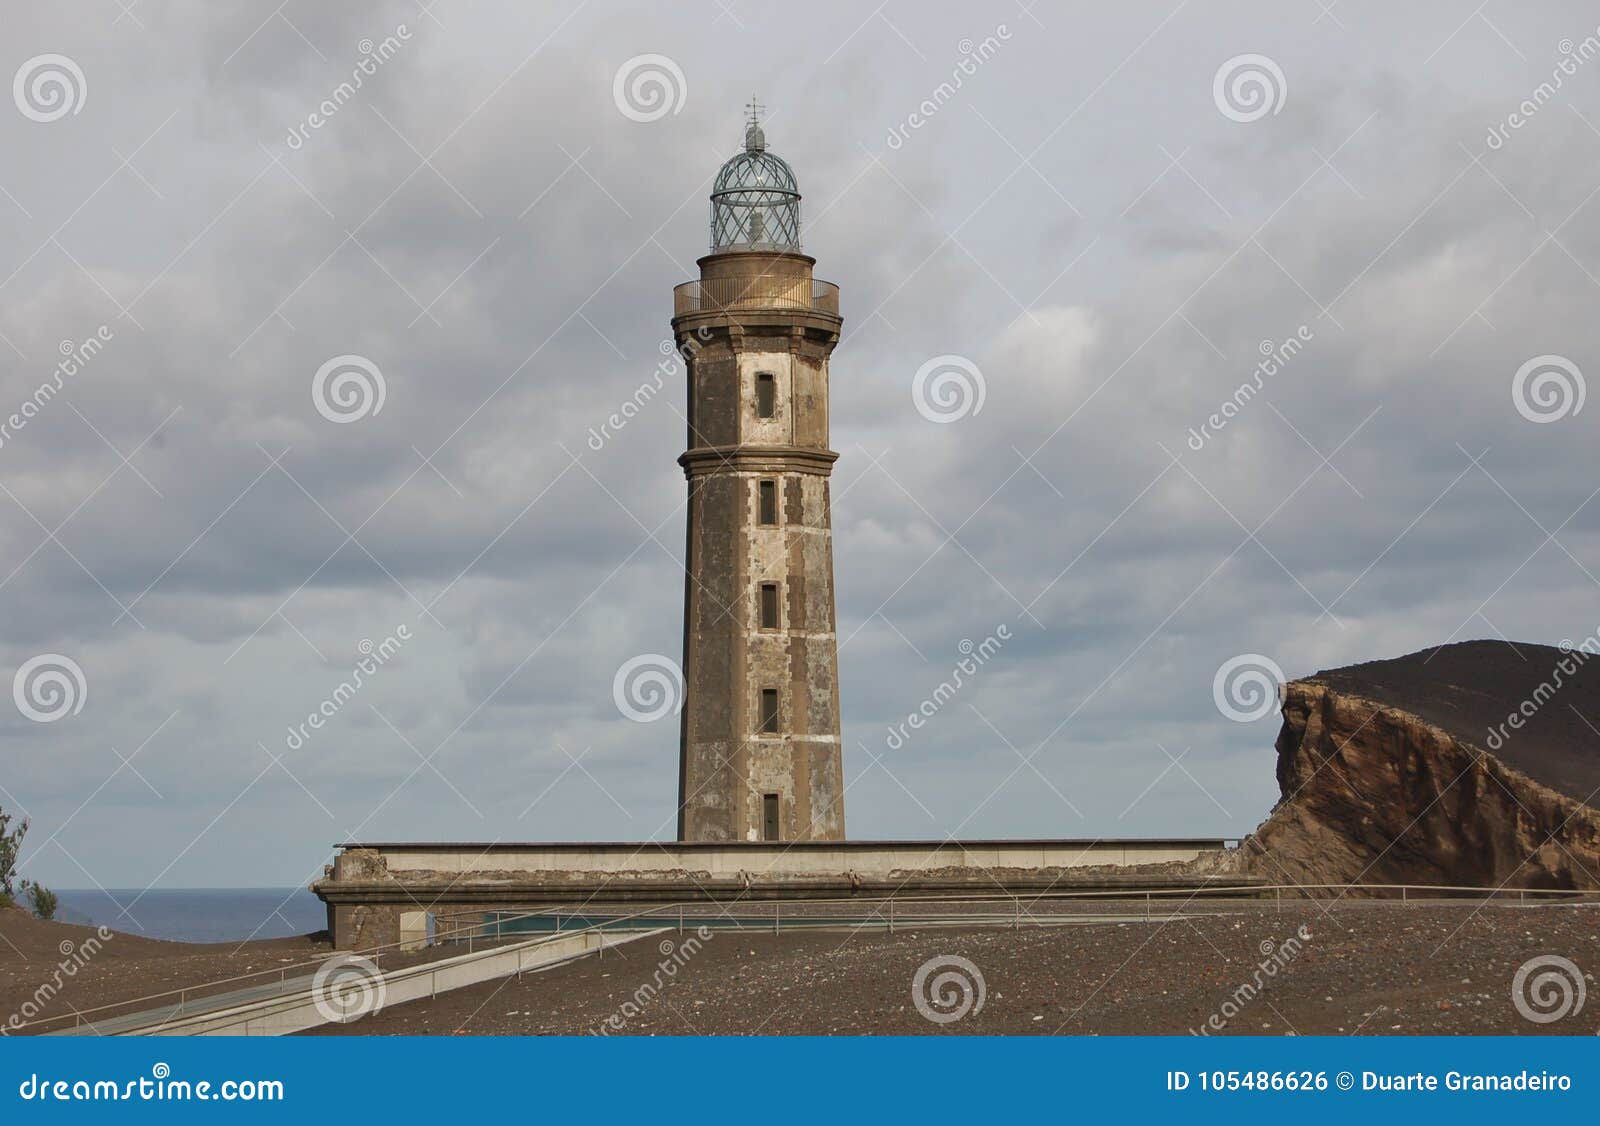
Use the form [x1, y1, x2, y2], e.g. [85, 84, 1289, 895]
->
[48, 887, 326, 945]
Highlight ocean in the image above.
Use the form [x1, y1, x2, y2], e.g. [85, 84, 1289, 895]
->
[50, 888, 327, 945]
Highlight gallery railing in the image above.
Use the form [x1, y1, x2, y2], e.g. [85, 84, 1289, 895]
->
[673, 277, 839, 316]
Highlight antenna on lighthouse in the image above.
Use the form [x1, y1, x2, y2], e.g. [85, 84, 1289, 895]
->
[744, 96, 766, 151]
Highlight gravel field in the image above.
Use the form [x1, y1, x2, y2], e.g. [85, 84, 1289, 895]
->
[304, 901, 1600, 1036]
[0, 908, 472, 1034]
[6, 900, 1595, 1037]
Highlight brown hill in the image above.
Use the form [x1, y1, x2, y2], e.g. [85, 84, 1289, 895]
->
[0, 911, 332, 1034]
[1311, 640, 1600, 804]
[1242, 640, 1600, 892]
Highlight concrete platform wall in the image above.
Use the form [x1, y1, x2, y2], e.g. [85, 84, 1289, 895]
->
[314, 839, 1246, 948]
[342, 838, 1231, 877]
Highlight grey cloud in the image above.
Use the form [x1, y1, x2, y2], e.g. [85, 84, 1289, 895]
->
[0, 1, 1596, 888]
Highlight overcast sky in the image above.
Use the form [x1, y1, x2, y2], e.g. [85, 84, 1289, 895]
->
[2, 1, 1597, 901]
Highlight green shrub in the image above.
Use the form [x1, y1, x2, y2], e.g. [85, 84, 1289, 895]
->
[0, 806, 26, 903]
[24, 881, 57, 921]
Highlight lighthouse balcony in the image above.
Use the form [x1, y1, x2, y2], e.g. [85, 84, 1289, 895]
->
[674, 276, 839, 317]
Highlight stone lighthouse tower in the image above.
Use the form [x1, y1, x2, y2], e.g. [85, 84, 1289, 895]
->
[672, 108, 845, 842]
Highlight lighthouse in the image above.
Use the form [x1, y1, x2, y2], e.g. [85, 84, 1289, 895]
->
[671, 106, 846, 843]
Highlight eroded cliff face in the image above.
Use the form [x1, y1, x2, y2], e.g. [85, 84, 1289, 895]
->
[1242, 680, 1600, 891]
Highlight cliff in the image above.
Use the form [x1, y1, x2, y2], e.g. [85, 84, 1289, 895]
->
[1241, 640, 1600, 891]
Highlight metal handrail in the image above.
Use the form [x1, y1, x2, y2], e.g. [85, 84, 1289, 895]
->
[673, 278, 838, 316]
[21, 901, 690, 1035]
[9, 880, 1596, 1033]
[7, 901, 564, 1034]
[62, 914, 675, 1038]
[404, 880, 1600, 916]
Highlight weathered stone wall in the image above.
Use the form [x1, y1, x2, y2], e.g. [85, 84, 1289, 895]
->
[330, 903, 399, 951]
[674, 253, 845, 843]
[680, 461, 741, 840]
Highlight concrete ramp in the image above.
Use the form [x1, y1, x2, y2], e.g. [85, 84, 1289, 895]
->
[54, 927, 666, 1037]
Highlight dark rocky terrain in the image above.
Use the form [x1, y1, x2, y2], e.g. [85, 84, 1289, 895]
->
[1243, 640, 1600, 891]
[0, 908, 463, 1035]
[0, 906, 337, 1034]
[1316, 640, 1600, 801]
[307, 901, 1600, 1036]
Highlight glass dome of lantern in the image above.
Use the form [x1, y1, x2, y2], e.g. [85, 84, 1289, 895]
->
[709, 103, 802, 253]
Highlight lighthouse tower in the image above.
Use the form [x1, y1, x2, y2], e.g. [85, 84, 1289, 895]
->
[672, 107, 845, 842]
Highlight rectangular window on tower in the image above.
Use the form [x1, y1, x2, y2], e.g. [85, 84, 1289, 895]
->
[758, 479, 777, 525]
[759, 689, 780, 734]
[762, 794, 780, 840]
[759, 582, 780, 629]
[756, 372, 776, 418]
